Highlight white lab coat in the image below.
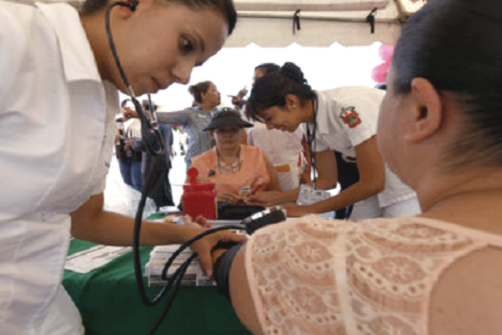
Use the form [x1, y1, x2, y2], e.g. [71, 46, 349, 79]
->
[0, 2, 118, 334]
[308, 88, 420, 220]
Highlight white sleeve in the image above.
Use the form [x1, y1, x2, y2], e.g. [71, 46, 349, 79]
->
[0, 4, 29, 113]
[337, 96, 378, 147]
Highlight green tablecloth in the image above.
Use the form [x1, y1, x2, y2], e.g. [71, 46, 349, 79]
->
[63, 239, 252, 335]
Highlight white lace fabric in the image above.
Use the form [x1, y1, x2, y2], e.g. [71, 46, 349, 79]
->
[245, 216, 499, 335]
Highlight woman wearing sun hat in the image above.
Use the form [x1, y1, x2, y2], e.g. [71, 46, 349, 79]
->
[191, 108, 281, 204]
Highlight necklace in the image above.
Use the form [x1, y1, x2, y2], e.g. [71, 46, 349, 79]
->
[216, 149, 242, 175]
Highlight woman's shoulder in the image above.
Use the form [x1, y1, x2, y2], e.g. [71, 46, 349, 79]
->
[191, 148, 214, 166]
[241, 145, 265, 158]
[250, 215, 490, 248]
[241, 144, 262, 154]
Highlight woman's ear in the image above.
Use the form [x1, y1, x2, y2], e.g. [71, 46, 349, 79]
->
[403, 78, 443, 143]
[284, 94, 301, 111]
[209, 130, 215, 140]
[116, 0, 139, 19]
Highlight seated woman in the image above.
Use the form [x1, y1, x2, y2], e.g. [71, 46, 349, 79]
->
[191, 108, 281, 204]
[213, 0, 502, 334]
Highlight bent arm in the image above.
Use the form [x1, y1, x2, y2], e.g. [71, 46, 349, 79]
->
[313, 149, 338, 190]
[71, 193, 196, 246]
[310, 136, 385, 214]
[157, 110, 191, 125]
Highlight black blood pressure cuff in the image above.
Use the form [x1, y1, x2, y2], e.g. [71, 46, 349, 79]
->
[213, 242, 245, 300]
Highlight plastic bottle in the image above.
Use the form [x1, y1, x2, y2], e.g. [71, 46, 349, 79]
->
[181, 167, 217, 219]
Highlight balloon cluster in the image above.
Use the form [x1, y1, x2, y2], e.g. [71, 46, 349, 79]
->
[372, 44, 394, 83]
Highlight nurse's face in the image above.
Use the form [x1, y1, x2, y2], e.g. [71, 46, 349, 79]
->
[258, 104, 304, 133]
[104, 0, 229, 96]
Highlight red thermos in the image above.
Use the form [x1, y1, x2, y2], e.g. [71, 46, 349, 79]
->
[182, 167, 217, 220]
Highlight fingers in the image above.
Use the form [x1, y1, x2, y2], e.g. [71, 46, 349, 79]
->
[197, 250, 214, 279]
[192, 232, 246, 278]
[219, 193, 244, 204]
[195, 215, 211, 229]
[218, 231, 247, 243]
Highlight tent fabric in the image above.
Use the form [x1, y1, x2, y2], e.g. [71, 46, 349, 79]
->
[226, 17, 401, 46]
[18, 0, 426, 46]
[227, 0, 425, 46]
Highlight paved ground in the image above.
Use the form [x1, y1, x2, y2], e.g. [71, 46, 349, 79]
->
[104, 154, 187, 216]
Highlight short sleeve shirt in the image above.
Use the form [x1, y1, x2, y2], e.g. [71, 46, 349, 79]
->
[306, 87, 416, 207]
[307, 87, 384, 156]
[0, 2, 118, 334]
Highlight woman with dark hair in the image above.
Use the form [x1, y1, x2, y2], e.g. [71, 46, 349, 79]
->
[213, 0, 502, 334]
[246, 62, 420, 220]
[189, 80, 221, 112]
[244, 63, 311, 192]
[0, 0, 245, 333]
[157, 80, 220, 168]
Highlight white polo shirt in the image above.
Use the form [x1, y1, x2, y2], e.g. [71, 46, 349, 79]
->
[306, 87, 416, 208]
[0, 2, 118, 334]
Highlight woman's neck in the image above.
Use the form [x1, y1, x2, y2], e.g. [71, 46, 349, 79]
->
[199, 102, 214, 113]
[302, 98, 316, 124]
[418, 167, 502, 235]
[216, 145, 240, 163]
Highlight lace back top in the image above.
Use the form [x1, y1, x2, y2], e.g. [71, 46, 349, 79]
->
[245, 216, 502, 335]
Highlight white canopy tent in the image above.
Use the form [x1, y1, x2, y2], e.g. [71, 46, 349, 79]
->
[17, 0, 426, 109]
[227, 0, 425, 46]
[24, 0, 426, 46]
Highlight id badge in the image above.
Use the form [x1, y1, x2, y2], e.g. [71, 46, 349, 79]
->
[297, 184, 331, 205]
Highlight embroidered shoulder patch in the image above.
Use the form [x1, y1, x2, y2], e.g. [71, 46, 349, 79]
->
[339, 106, 362, 128]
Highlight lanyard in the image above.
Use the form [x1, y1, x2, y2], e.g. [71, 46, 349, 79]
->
[306, 97, 318, 188]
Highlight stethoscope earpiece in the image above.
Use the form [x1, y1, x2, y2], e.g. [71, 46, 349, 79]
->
[128, 1, 139, 11]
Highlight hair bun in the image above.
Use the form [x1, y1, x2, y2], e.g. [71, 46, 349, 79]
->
[280, 62, 307, 85]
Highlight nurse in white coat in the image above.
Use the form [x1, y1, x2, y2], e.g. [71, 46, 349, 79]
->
[0, 0, 245, 334]
[246, 62, 421, 220]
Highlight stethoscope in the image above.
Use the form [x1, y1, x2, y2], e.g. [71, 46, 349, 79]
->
[105, 3, 287, 334]
[105, 1, 165, 157]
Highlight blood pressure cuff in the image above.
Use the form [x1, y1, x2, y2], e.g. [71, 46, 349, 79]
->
[213, 242, 245, 300]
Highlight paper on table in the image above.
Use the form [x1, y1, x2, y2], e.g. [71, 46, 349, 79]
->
[65, 245, 131, 274]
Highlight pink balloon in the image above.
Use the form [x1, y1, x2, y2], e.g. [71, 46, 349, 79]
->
[372, 62, 390, 83]
[379, 44, 395, 62]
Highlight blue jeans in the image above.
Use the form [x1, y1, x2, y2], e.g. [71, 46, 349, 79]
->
[119, 157, 143, 193]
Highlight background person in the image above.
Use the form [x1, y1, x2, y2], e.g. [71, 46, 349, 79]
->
[141, 101, 175, 209]
[214, 1, 502, 334]
[115, 99, 142, 191]
[191, 109, 281, 204]
[157, 80, 221, 169]
[246, 62, 420, 220]
[0, 0, 245, 334]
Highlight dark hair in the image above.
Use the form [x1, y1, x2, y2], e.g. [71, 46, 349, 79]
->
[254, 63, 280, 75]
[246, 62, 316, 122]
[81, 0, 237, 35]
[392, 0, 502, 168]
[120, 99, 131, 107]
[189, 81, 213, 104]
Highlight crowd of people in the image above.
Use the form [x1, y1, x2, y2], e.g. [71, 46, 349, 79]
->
[1, 0, 501, 334]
